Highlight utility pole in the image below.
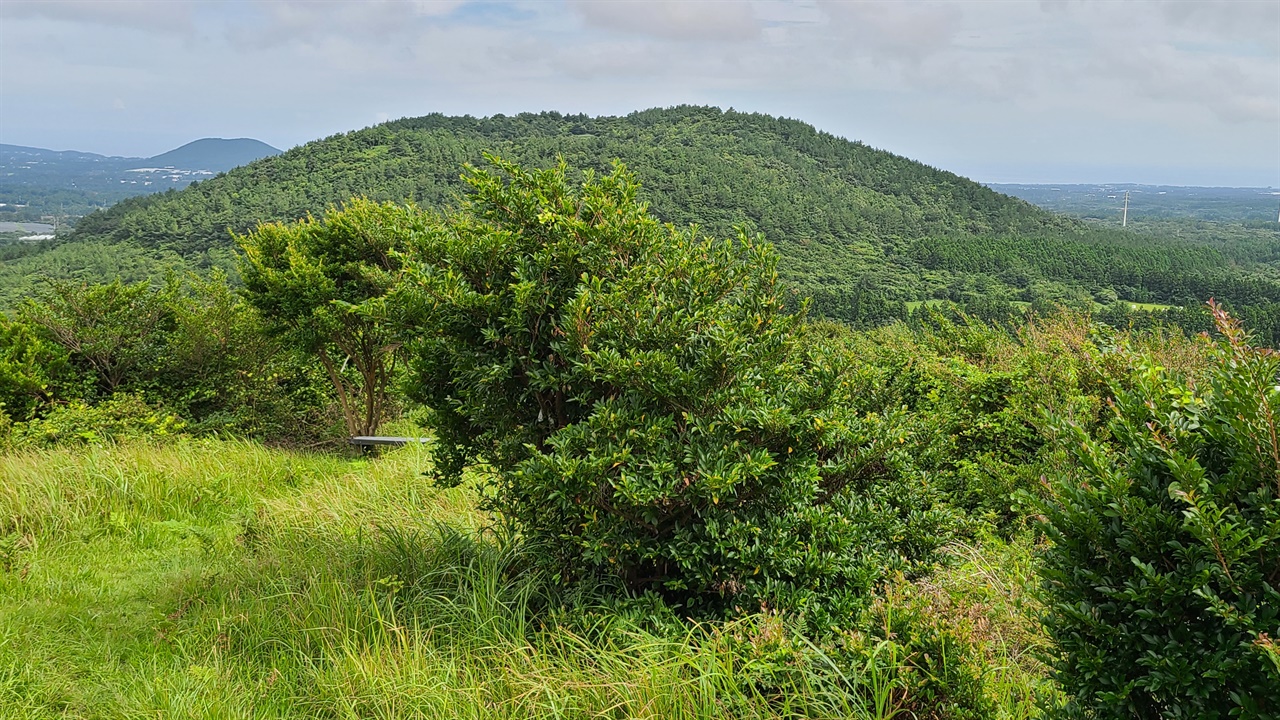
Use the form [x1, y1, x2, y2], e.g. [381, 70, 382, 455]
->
[1122, 190, 1130, 228]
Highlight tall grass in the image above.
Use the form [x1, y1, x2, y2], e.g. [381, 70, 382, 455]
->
[0, 439, 1049, 718]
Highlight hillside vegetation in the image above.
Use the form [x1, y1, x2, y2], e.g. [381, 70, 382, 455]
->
[4, 310, 1274, 718]
[49, 106, 1280, 339]
[4, 156, 1277, 717]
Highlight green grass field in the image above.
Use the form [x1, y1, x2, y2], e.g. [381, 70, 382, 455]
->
[0, 440, 1051, 719]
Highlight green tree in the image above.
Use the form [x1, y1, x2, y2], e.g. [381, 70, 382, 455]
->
[20, 278, 173, 395]
[396, 156, 952, 615]
[237, 198, 417, 437]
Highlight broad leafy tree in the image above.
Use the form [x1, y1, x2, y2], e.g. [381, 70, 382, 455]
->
[238, 198, 418, 436]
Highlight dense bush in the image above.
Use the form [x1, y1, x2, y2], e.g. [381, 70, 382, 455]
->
[6, 276, 332, 443]
[19, 278, 173, 395]
[1034, 303, 1280, 718]
[0, 317, 80, 422]
[397, 156, 955, 617]
[8, 392, 184, 446]
[818, 312, 1113, 531]
[238, 198, 417, 436]
[159, 273, 334, 438]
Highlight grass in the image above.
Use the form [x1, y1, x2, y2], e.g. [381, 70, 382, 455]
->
[0, 439, 1052, 718]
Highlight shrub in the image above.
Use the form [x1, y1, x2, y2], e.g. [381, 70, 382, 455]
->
[15, 274, 332, 441]
[398, 156, 955, 617]
[11, 392, 186, 446]
[158, 272, 333, 440]
[1033, 302, 1280, 719]
[0, 317, 80, 422]
[19, 278, 173, 395]
[827, 311, 1122, 531]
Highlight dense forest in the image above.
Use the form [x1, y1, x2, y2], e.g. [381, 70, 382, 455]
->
[22, 106, 1278, 342]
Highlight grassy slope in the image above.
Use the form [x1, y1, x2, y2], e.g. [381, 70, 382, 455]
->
[0, 440, 1049, 719]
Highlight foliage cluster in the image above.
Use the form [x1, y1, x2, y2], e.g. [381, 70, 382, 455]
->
[8, 392, 185, 446]
[805, 312, 1211, 532]
[0, 316, 78, 422]
[0, 275, 330, 445]
[394, 157, 955, 621]
[1034, 303, 1280, 718]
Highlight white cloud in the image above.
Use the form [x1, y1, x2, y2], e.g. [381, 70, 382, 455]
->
[0, 0, 1275, 184]
[816, 1, 962, 65]
[568, 0, 760, 41]
[2, 0, 196, 32]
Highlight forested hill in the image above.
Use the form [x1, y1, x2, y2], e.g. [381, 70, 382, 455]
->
[74, 108, 1058, 253]
[67, 109, 1049, 297]
[51, 107, 1280, 334]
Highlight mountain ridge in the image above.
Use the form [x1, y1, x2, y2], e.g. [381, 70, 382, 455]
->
[21, 106, 1280, 334]
[0, 138, 282, 168]
[0, 144, 123, 161]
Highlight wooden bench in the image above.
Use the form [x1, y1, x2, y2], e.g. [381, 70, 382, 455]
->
[347, 436, 430, 454]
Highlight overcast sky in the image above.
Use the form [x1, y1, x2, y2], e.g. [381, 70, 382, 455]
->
[2, 0, 1277, 186]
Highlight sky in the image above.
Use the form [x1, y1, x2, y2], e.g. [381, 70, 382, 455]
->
[1, 0, 1277, 186]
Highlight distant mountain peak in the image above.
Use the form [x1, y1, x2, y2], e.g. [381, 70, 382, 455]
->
[143, 138, 282, 172]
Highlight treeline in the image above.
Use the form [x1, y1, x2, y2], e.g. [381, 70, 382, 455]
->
[0, 239, 238, 310]
[909, 230, 1279, 301]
